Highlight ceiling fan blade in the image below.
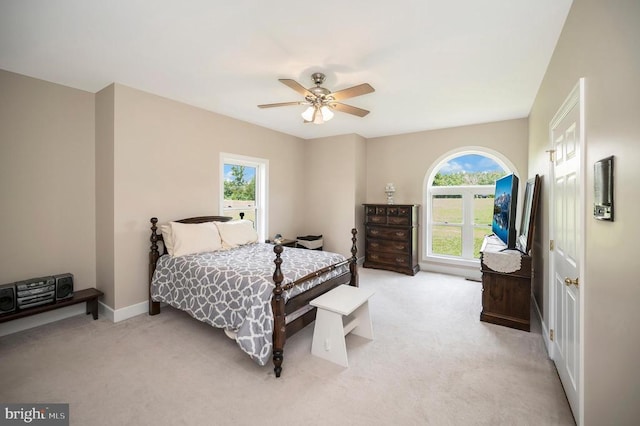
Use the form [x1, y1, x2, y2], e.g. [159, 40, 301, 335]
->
[279, 79, 314, 98]
[258, 101, 304, 108]
[329, 83, 374, 101]
[331, 102, 370, 117]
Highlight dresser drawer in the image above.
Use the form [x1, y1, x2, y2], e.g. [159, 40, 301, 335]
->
[366, 251, 411, 268]
[366, 206, 388, 216]
[366, 239, 409, 254]
[366, 226, 410, 241]
[387, 216, 410, 226]
[366, 215, 387, 224]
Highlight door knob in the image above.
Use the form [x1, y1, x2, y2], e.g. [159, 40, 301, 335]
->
[564, 277, 579, 287]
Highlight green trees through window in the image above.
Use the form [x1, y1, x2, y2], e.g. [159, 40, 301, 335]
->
[220, 153, 267, 241]
[223, 163, 257, 223]
[432, 170, 506, 186]
[224, 165, 256, 201]
[428, 154, 508, 260]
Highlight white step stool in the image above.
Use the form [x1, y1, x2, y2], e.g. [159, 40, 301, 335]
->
[310, 284, 375, 367]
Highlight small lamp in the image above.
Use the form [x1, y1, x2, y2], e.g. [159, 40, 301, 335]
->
[385, 183, 396, 204]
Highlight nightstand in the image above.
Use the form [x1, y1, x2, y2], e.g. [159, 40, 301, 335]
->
[266, 239, 297, 248]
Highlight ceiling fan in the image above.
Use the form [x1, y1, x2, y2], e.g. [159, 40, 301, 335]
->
[258, 73, 375, 124]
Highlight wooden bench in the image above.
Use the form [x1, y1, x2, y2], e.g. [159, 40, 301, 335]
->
[0, 288, 104, 324]
[309, 284, 375, 367]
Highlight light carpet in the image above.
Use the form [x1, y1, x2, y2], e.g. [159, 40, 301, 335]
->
[0, 268, 575, 425]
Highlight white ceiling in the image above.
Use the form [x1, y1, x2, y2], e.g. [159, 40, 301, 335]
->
[0, 0, 572, 140]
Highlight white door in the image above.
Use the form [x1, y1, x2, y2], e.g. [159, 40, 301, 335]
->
[550, 80, 584, 422]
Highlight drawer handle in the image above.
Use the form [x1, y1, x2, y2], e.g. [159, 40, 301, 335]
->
[371, 242, 379, 248]
[395, 244, 405, 250]
[371, 229, 379, 235]
[395, 231, 406, 237]
[371, 254, 379, 260]
[395, 258, 406, 264]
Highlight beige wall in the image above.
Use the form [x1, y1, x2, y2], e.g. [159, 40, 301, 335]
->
[106, 84, 306, 309]
[354, 134, 367, 259]
[366, 119, 529, 273]
[303, 134, 367, 257]
[529, 0, 640, 423]
[0, 70, 96, 289]
[95, 84, 115, 307]
[1, 70, 362, 313]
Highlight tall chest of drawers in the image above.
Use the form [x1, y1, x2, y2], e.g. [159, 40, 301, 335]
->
[363, 204, 420, 276]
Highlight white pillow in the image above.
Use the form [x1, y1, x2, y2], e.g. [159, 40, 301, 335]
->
[215, 220, 258, 248]
[160, 224, 175, 256]
[170, 221, 223, 257]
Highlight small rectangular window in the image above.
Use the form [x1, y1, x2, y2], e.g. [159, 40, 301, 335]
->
[220, 153, 268, 241]
[223, 164, 257, 221]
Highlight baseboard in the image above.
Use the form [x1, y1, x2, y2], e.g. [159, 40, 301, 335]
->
[101, 300, 148, 323]
[532, 296, 552, 355]
[419, 261, 482, 281]
[0, 299, 150, 337]
[0, 304, 86, 337]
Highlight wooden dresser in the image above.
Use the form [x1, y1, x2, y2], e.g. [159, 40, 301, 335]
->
[363, 204, 420, 276]
[479, 235, 531, 331]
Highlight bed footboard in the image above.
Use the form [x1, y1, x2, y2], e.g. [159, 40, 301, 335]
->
[271, 228, 358, 378]
[271, 245, 286, 377]
[149, 217, 161, 315]
[148, 217, 358, 378]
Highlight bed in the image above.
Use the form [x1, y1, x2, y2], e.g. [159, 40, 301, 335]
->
[148, 216, 358, 377]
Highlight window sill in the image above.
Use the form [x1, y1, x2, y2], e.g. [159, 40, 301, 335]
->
[420, 255, 482, 280]
[425, 254, 479, 268]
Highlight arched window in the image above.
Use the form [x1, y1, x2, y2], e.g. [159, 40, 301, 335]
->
[424, 149, 516, 266]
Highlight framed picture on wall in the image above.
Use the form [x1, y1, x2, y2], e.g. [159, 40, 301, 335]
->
[517, 174, 541, 254]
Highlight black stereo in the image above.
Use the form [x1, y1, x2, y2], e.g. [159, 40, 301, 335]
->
[1, 273, 74, 313]
[15, 276, 56, 309]
[54, 273, 74, 300]
[0, 283, 16, 314]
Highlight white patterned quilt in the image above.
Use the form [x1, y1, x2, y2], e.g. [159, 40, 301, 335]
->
[151, 243, 349, 366]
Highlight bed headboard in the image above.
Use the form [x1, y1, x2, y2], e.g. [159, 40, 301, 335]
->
[149, 215, 233, 255]
[149, 216, 233, 315]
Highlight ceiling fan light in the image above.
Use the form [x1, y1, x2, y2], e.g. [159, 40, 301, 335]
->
[301, 106, 315, 122]
[320, 105, 334, 121]
[312, 107, 324, 124]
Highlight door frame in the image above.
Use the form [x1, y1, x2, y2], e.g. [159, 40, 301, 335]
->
[548, 78, 585, 425]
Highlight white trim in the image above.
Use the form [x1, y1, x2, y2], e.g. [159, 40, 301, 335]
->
[0, 299, 152, 337]
[0, 304, 87, 337]
[578, 79, 586, 426]
[532, 294, 551, 353]
[100, 300, 149, 323]
[419, 260, 482, 281]
[219, 153, 269, 241]
[548, 78, 585, 426]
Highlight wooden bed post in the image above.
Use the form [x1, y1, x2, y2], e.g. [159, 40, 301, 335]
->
[149, 217, 161, 315]
[350, 228, 359, 288]
[271, 244, 286, 378]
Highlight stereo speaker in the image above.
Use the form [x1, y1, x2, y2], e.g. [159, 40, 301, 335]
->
[54, 273, 74, 300]
[0, 283, 16, 314]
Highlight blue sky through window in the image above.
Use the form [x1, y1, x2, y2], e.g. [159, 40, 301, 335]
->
[438, 154, 504, 174]
[224, 164, 256, 182]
